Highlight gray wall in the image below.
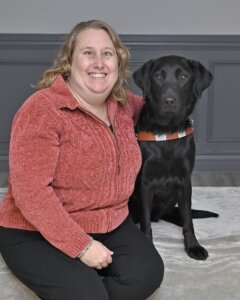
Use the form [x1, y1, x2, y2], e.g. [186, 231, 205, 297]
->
[1, 0, 240, 34]
[0, 1, 240, 172]
[0, 34, 240, 172]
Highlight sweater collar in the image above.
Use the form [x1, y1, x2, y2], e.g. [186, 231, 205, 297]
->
[50, 75, 118, 123]
[50, 75, 80, 110]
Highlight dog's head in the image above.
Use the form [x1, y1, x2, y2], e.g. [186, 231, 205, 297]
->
[133, 55, 213, 124]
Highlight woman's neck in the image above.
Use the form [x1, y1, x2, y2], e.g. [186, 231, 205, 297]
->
[67, 82, 110, 126]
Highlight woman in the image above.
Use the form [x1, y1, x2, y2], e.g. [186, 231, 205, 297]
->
[0, 20, 164, 300]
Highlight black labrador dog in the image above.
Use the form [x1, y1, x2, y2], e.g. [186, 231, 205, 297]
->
[129, 55, 218, 260]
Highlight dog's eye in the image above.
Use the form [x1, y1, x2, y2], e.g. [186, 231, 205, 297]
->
[155, 75, 164, 81]
[178, 74, 188, 81]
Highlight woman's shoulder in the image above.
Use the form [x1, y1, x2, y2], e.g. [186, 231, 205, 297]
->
[123, 91, 144, 123]
[20, 88, 56, 112]
[127, 91, 144, 107]
[15, 84, 63, 124]
[12, 88, 60, 130]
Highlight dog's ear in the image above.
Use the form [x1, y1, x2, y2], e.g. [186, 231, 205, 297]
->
[133, 59, 155, 96]
[189, 60, 213, 98]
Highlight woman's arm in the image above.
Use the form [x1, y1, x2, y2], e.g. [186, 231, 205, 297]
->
[9, 93, 91, 258]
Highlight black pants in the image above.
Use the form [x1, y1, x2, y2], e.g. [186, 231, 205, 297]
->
[0, 216, 164, 300]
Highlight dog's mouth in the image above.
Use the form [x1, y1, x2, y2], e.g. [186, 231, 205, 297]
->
[157, 103, 187, 126]
[161, 105, 178, 113]
[159, 101, 180, 116]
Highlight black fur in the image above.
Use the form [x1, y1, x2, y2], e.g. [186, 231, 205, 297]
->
[129, 55, 218, 260]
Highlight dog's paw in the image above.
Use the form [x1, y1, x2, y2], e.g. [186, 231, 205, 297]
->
[186, 245, 209, 260]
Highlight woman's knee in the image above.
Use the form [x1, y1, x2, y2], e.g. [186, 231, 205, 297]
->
[129, 253, 164, 286]
[117, 250, 164, 290]
[104, 253, 164, 300]
[147, 251, 164, 289]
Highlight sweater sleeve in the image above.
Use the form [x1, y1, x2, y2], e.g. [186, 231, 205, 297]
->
[9, 94, 92, 258]
[127, 91, 144, 125]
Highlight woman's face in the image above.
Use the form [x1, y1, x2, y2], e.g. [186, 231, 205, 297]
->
[69, 28, 119, 105]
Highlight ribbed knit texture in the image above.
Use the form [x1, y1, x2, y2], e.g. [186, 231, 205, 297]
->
[0, 75, 143, 258]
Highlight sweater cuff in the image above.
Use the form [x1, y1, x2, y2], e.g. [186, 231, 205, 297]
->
[77, 238, 94, 259]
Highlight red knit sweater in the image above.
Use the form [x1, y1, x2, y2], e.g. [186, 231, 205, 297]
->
[0, 75, 143, 258]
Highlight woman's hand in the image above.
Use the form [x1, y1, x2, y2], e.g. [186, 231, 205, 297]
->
[79, 240, 114, 269]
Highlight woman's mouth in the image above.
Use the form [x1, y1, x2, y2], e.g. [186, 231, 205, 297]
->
[89, 73, 107, 78]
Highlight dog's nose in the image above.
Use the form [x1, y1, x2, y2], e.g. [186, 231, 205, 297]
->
[165, 97, 176, 106]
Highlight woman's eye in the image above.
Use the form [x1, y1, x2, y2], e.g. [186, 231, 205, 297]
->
[103, 51, 113, 57]
[84, 51, 95, 57]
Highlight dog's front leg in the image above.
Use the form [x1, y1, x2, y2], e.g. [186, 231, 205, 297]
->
[139, 186, 153, 240]
[178, 181, 208, 260]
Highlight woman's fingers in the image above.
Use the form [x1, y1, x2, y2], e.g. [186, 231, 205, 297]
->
[79, 240, 114, 269]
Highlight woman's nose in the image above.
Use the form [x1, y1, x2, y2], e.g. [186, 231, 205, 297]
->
[94, 54, 104, 68]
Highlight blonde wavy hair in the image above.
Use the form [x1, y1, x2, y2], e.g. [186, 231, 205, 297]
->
[35, 20, 131, 103]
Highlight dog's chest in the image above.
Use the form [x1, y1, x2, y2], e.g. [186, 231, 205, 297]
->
[139, 136, 195, 183]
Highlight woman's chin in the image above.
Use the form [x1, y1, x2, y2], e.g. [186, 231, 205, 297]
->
[87, 85, 113, 97]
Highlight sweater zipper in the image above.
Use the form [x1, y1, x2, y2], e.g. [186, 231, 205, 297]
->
[108, 125, 121, 174]
[78, 107, 121, 174]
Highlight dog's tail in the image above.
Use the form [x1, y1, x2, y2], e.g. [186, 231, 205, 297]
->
[191, 209, 219, 219]
[159, 207, 219, 227]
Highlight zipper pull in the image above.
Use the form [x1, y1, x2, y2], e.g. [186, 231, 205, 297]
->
[118, 165, 121, 173]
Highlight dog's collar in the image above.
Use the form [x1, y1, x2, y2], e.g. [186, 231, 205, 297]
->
[136, 126, 193, 142]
